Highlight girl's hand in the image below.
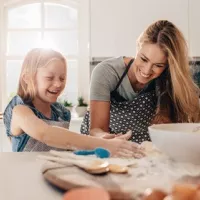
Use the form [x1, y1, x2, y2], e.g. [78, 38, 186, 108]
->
[104, 138, 145, 158]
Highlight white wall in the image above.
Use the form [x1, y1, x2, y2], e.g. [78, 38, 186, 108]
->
[189, 0, 200, 57]
[78, 0, 90, 102]
[90, 0, 136, 57]
[90, 0, 195, 57]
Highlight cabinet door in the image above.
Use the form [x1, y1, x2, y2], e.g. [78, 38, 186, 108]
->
[90, 0, 135, 57]
[90, 0, 188, 57]
[189, 0, 200, 57]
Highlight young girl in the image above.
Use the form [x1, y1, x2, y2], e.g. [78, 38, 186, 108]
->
[3, 48, 142, 157]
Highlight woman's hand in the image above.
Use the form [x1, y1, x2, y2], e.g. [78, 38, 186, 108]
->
[101, 130, 132, 140]
[101, 133, 115, 139]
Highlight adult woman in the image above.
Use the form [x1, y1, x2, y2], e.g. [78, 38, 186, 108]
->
[81, 20, 200, 143]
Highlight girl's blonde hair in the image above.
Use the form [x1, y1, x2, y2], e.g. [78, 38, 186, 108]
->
[137, 20, 200, 123]
[17, 48, 67, 102]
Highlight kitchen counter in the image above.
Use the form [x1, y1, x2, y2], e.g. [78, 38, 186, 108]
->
[0, 152, 64, 200]
[2, 151, 200, 200]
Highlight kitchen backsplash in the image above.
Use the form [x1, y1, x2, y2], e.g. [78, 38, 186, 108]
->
[190, 57, 200, 87]
[90, 57, 111, 74]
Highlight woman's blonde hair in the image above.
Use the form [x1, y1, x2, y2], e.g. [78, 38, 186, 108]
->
[17, 48, 67, 102]
[137, 20, 200, 123]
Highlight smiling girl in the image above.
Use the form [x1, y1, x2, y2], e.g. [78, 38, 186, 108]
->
[3, 48, 143, 157]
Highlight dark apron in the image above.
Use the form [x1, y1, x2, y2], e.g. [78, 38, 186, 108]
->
[80, 59, 157, 144]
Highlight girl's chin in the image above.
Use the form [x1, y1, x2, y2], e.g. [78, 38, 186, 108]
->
[44, 96, 58, 103]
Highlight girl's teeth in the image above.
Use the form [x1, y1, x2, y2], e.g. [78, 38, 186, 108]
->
[48, 90, 58, 94]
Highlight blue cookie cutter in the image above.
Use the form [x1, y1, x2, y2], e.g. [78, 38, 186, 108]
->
[74, 147, 110, 158]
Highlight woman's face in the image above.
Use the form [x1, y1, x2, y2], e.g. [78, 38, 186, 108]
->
[133, 43, 168, 85]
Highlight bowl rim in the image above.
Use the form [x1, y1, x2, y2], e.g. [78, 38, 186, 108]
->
[148, 123, 200, 135]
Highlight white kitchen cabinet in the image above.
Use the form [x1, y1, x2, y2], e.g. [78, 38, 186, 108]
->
[90, 0, 135, 57]
[189, 0, 200, 57]
[90, 0, 188, 57]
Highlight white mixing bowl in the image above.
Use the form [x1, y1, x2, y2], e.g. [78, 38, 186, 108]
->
[148, 123, 200, 164]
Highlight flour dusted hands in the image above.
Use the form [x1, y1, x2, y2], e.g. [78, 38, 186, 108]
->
[103, 131, 145, 158]
[104, 138, 145, 158]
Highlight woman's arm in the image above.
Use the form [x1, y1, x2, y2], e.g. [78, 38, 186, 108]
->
[89, 100, 113, 138]
[89, 59, 120, 138]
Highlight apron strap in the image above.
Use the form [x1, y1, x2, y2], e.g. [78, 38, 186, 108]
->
[113, 58, 134, 92]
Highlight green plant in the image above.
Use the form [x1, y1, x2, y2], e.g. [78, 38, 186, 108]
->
[77, 97, 88, 107]
[63, 100, 73, 107]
